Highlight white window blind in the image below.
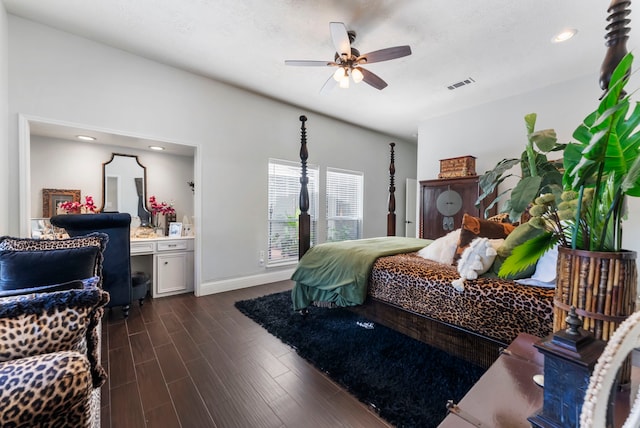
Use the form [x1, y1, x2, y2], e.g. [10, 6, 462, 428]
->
[268, 159, 318, 264]
[326, 167, 363, 242]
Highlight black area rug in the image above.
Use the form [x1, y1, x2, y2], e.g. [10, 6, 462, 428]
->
[235, 291, 486, 428]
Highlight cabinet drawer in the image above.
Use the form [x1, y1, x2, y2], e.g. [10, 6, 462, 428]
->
[157, 240, 188, 252]
[131, 241, 155, 254]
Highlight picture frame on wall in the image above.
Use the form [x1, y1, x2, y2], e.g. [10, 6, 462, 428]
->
[168, 222, 183, 237]
[42, 188, 81, 217]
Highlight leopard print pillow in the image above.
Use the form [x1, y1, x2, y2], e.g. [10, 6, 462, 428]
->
[0, 278, 109, 387]
[0, 351, 92, 427]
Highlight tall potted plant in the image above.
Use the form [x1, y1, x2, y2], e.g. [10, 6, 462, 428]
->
[501, 53, 640, 353]
[476, 113, 565, 221]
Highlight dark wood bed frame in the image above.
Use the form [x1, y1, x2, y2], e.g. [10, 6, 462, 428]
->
[295, 116, 505, 368]
[295, 1, 630, 367]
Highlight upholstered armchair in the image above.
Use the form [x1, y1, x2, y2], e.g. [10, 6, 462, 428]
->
[50, 213, 133, 317]
[0, 278, 109, 427]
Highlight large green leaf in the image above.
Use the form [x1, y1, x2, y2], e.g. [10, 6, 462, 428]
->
[622, 154, 640, 196]
[565, 54, 635, 191]
[475, 175, 512, 207]
[509, 176, 543, 214]
[530, 129, 558, 152]
[478, 158, 520, 192]
[498, 232, 557, 278]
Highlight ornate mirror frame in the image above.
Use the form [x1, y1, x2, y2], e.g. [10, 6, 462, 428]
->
[101, 153, 151, 224]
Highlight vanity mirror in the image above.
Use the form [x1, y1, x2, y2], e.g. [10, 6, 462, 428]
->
[102, 153, 151, 225]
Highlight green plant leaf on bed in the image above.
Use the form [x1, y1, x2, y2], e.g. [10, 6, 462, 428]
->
[498, 231, 558, 278]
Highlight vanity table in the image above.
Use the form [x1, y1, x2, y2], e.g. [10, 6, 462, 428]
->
[130, 236, 194, 298]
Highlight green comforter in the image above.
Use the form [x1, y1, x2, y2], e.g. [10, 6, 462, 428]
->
[291, 237, 431, 310]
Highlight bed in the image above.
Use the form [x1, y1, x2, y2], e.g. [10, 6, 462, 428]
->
[292, 117, 554, 368]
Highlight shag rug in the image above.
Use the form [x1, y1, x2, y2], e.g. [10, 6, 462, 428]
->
[235, 291, 486, 428]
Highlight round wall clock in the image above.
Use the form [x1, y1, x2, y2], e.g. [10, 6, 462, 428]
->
[436, 189, 463, 231]
[436, 189, 463, 216]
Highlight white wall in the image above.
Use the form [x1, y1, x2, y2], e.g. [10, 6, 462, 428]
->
[417, 71, 640, 260]
[0, 4, 8, 235]
[7, 16, 417, 293]
[30, 136, 194, 221]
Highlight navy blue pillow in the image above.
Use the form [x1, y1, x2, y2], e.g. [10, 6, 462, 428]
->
[0, 279, 84, 298]
[0, 246, 100, 291]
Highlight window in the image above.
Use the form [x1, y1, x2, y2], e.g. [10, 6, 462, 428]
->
[326, 168, 363, 242]
[268, 159, 318, 264]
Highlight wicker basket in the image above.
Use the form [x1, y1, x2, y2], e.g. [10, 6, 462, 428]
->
[438, 156, 476, 179]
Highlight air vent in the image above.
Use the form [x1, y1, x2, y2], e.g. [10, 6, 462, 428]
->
[447, 77, 475, 90]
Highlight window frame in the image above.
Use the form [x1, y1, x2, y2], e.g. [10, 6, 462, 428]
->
[267, 158, 319, 266]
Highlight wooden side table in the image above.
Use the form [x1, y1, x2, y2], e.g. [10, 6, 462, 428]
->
[439, 333, 544, 427]
[439, 333, 637, 427]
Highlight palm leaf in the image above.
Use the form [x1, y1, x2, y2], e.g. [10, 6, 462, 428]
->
[498, 232, 557, 278]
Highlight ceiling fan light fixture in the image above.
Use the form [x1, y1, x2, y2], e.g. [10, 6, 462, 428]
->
[333, 67, 345, 82]
[351, 67, 364, 83]
[339, 75, 350, 89]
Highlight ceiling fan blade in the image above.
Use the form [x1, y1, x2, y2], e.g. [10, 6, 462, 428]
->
[285, 60, 335, 67]
[329, 22, 351, 56]
[359, 67, 388, 90]
[320, 74, 337, 94]
[358, 45, 412, 64]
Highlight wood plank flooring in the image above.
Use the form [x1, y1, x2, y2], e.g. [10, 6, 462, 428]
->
[101, 280, 391, 428]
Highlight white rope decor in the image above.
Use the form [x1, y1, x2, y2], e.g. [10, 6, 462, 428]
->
[580, 310, 640, 427]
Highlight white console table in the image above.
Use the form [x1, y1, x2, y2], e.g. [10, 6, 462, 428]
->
[130, 236, 194, 298]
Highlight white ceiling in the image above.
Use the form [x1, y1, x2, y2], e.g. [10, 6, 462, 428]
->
[3, 0, 620, 143]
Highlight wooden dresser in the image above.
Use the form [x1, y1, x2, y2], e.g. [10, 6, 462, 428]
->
[420, 176, 496, 240]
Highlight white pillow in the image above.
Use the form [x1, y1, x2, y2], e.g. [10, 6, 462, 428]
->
[452, 237, 504, 292]
[417, 229, 461, 265]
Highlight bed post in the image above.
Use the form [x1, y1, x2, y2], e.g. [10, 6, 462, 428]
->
[298, 115, 311, 258]
[599, 0, 630, 94]
[387, 142, 396, 236]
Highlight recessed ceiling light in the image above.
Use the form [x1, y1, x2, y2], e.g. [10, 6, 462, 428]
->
[552, 28, 577, 43]
[76, 135, 96, 141]
[149, 145, 165, 151]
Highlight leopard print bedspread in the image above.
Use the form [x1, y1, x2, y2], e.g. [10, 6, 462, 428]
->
[370, 253, 554, 344]
[0, 351, 92, 427]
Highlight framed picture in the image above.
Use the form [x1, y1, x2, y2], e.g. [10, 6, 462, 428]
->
[30, 218, 51, 238]
[168, 222, 183, 237]
[42, 188, 81, 217]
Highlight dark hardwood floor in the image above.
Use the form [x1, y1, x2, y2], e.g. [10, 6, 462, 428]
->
[100, 280, 391, 428]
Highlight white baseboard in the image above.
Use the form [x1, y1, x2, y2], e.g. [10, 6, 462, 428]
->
[197, 268, 295, 296]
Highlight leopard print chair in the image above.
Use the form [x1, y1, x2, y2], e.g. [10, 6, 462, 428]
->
[0, 234, 109, 427]
[0, 277, 109, 428]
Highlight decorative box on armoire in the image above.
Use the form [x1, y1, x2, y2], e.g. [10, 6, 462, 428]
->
[419, 176, 496, 240]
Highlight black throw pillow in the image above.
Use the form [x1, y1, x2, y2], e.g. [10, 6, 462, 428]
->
[0, 246, 100, 291]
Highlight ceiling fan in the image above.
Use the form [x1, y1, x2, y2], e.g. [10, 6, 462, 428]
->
[285, 22, 412, 92]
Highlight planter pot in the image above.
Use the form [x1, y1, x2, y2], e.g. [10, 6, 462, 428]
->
[555, 246, 637, 384]
[555, 247, 637, 339]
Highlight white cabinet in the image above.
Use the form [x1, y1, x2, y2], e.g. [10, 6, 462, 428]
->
[155, 250, 194, 296]
[131, 237, 194, 298]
